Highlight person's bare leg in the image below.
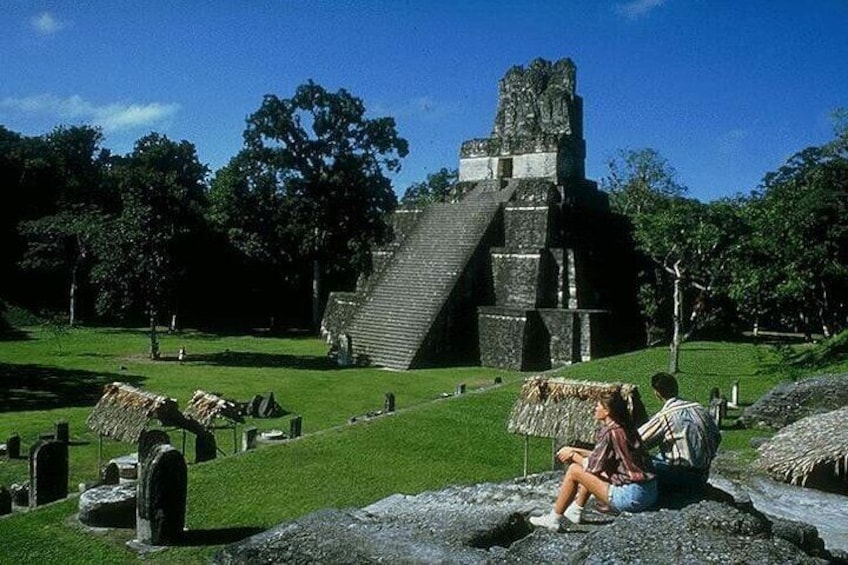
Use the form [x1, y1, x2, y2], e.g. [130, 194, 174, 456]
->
[553, 465, 580, 514]
[532, 465, 612, 529]
[575, 484, 591, 508]
[570, 465, 611, 504]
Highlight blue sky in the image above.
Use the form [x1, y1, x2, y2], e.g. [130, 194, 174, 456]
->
[1, 1, 846, 202]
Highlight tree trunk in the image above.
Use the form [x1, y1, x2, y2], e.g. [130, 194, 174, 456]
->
[312, 258, 322, 332]
[149, 307, 160, 360]
[69, 263, 78, 327]
[819, 282, 832, 338]
[668, 267, 683, 374]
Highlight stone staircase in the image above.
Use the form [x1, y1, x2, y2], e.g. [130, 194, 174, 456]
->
[346, 187, 512, 370]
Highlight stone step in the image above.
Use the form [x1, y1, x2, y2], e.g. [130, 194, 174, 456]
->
[346, 194, 503, 369]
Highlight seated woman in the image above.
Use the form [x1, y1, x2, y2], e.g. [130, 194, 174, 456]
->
[530, 390, 657, 530]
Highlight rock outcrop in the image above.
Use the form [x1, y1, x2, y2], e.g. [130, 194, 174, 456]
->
[212, 472, 844, 564]
[739, 374, 848, 430]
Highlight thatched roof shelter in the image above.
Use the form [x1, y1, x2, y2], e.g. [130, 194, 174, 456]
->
[86, 382, 199, 443]
[756, 406, 848, 490]
[183, 390, 244, 428]
[507, 377, 648, 444]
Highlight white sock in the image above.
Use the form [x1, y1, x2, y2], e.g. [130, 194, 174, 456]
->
[564, 503, 583, 523]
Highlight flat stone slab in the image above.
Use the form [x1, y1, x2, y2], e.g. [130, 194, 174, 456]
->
[78, 483, 136, 528]
[212, 472, 839, 564]
[711, 474, 848, 554]
[109, 453, 138, 480]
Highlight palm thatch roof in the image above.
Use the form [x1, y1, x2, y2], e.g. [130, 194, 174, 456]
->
[183, 390, 244, 428]
[507, 377, 648, 443]
[755, 406, 848, 489]
[86, 382, 198, 443]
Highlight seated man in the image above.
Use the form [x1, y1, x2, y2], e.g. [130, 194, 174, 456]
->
[638, 372, 721, 496]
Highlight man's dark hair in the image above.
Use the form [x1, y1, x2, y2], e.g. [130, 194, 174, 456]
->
[650, 372, 678, 399]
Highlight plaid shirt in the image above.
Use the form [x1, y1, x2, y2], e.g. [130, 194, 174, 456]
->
[638, 398, 721, 471]
[585, 422, 655, 486]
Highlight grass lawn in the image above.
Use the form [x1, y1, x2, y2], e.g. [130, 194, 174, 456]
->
[0, 326, 832, 563]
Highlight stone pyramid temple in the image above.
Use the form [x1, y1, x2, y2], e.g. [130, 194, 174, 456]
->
[321, 58, 640, 371]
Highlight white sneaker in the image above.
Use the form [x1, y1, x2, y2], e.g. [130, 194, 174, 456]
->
[529, 512, 562, 532]
[563, 503, 583, 524]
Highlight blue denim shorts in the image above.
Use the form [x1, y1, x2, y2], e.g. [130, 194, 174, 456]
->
[608, 478, 658, 512]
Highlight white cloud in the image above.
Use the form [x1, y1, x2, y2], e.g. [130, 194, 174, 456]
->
[615, 0, 666, 19]
[31, 12, 69, 35]
[0, 94, 180, 132]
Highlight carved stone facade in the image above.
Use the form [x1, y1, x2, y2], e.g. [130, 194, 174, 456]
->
[459, 58, 586, 184]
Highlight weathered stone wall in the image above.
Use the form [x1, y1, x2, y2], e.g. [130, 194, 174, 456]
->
[503, 205, 555, 249]
[478, 308, 548, 371]
[320, 292, 363, 344]
[493, 58, 579, 138]
[459, 152, 560, 183]
[458, 156, 495, 182]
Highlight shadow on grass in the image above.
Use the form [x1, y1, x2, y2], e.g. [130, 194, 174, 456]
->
[0, 363, 144, 412]
[177, 526, 265, 546]
[191, 351, 335, 371]
[0, 326, 31, 341]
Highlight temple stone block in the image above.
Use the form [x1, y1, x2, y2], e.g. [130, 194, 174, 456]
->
[289, 415, 303, 439]
[503, 205, 555, 249]
[538, 309, 578, 367]
[491, 250, 544, 307]
[478, 307, 547, 371]
[242, 426, 258, 452]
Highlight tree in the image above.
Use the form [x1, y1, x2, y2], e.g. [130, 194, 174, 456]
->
[401, 167, 458, 205]
[603, 149, 687, 364]
[17, 126, 112, 325]
[207, 151, 295, 326]
[230, 81, 408, 329]
[604, 148, 686, 215]
[0, 127, 59, 307]
[746, 138, 848, 338]
[604, 148, 739, 373]
[92, 133, 208, 358]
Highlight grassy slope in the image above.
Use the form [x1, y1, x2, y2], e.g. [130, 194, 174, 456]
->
[0, 327, 516, 488]
[0, 327, 829, 563]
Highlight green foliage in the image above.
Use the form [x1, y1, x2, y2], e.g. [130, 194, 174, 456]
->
[778, 328, 848, 372]
[401, 167, 458, 205]
[236, 80, 408, 274]
[603, 148, 687, 216]
[603, 148, 746, 370]
[40, 313, 72, 352]
[91, 133, 208, 353]
[208, 151, 289, 266]
[0, 300, 42, 327]
[209, 81, 409, 327]
[745, 140, 848, 337]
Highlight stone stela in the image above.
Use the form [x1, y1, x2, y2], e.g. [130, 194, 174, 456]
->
[29, 439, 69, 508]
[136, 443, 187, 546]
